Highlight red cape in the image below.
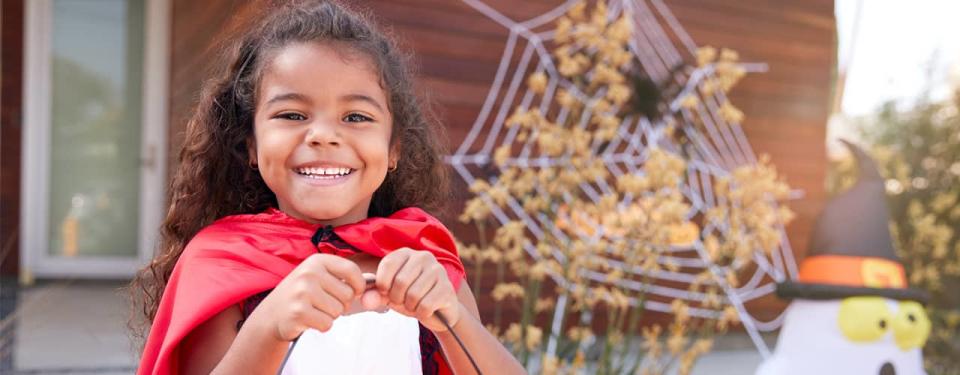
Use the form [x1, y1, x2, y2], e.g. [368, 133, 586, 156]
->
[138, 207, 465, 374]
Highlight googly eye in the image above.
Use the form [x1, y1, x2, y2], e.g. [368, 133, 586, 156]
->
[838, 296, 891, 343]
[892, 301, 930, 351]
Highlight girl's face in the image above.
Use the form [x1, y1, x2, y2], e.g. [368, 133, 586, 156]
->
[251, 42, 395, 226]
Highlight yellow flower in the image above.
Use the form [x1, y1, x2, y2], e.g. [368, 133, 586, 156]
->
[680, 94, 699, 110]
[667, 329, 688, 354]
[719, 48, 740, 62]
[612, 48, 633, 68]
[458, 197, 490, 223]
[605, 14, 632, 44]
[719, 101, 745, 123]
[529, 261, 548, 281]
[553, 44, 572, 61]
[555, 16, 573, 44]
[606, 83, 631, 105]
[592, 98, 612, 114]
[642, 324, 662, 349]
[717, 305, 740, 331]
[616, 173, 650, 194]
[671, 299, 691, 324]
[541, 355, 559, 375]
[590, 0, 608, 28]
[458, 243, 478, 263]
[668, 221, 700, 246]
[481, 247, 502, 263]
[504, 323, 522, 344]
[567, 1, 587, 21]
[558, 56, 582, 77]
[535, 297, 556, 313]
[702, 233, 721, 262]
[537, 130, 565, 157]
[468, 179, 490, 194]
[567, 326, 594, 342]
[557, 89, 579, 109]
[525, 325, 543, 350]
[494, 144, 511, 166]
[593, 114, 620, 130]
[491, 282, 525, 301]
[725, 269, 739, 287]
[700, 78, 718, 96]
[696, 46, 717, 67]
[573, 23, 598, 44]
[527, 71, 548, 94]
[592, 63, 624, 85]
[505, 107, 524, 128]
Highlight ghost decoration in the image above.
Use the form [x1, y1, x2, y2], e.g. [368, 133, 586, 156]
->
[757, 141, 931, 375]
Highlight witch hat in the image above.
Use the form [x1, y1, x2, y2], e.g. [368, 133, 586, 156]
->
[777, 140, 929, 303]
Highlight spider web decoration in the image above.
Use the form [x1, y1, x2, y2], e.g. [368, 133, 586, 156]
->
[448, 0, 801, 357]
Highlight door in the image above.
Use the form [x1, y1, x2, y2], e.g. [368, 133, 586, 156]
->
[21, 0, 169, 279]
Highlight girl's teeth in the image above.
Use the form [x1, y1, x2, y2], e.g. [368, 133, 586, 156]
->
[296, 167, 352, 177]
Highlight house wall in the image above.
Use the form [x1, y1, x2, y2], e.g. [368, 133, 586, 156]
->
[1, 0, 25, 277]
[168, 0, 836, 321]
[0, 0, 834, 317]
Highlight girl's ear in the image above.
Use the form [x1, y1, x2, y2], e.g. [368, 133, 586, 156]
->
[246, 137, 258, 169]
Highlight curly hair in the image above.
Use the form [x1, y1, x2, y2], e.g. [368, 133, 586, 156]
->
[128, 0, 450, 342]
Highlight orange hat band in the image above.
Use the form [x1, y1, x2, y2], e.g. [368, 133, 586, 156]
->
[798, 255, 906, 289]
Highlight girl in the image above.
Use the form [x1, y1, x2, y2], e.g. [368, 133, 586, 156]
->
[130, 1, 526, 374]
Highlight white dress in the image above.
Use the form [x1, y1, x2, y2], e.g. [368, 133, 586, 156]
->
[279, 309, 423, 374]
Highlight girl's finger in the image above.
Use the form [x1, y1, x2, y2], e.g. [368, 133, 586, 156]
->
[360, 289, 387, 312]
[291, 301, 336, 333]
[306, 308, 336, 333]
[319, 256, 366, 297]
[375, 249, 411, 294]
[310, 288, 348, 318]
[388, 258, 423, 305]
[403, 272, 438, 312]
[413, 285, 449, 323]
[317, 271, 359, 305]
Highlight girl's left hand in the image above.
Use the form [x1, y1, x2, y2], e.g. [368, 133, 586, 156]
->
[367, 248, 461, 332]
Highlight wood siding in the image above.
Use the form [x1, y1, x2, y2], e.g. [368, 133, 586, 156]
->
[167, 0, 836, 321]
[1, 0, 25, 276]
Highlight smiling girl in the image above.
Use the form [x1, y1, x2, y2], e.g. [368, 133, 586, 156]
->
[130, 1, 525, 374]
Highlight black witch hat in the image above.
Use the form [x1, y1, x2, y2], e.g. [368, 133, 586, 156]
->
[777, 140, 929, 303]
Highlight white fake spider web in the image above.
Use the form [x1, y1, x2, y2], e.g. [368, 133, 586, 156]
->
[447, 0, 800, 357]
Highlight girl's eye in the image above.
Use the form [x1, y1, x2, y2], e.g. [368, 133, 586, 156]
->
[275, 112, 306, 121]
[343, 113, 373, 123]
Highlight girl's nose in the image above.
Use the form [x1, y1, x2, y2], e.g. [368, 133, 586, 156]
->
[304, 119, 341, 147]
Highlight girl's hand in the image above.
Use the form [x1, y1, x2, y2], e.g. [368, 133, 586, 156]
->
[372, 248, 461, 332]
[251, 253, 365, 342]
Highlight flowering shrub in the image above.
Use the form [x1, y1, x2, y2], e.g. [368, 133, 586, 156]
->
[457, 2, 795, 374]
[830, 90, 960, 374]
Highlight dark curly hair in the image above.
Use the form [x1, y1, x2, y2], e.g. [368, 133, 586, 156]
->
[129, 0, 449, 341]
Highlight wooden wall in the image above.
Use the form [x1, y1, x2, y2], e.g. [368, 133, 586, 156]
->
[1, 0, 25, 277]
[168, 0, 835, 320]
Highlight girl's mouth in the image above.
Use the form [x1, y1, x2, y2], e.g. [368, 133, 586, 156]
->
[294, 166, 355, 179]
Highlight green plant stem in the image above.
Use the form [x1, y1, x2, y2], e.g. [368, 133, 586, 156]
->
[598, 305, 618, 374]
[519, 275, 542, 366]
[626, 279, 650, 375]
[472, 221, 487, 297]
[493, 251, 506, 329]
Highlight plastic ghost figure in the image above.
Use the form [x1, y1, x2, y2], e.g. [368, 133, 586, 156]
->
[757, 141, 932, 375]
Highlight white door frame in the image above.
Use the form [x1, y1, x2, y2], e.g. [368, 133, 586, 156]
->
[21, 0, 170, 279]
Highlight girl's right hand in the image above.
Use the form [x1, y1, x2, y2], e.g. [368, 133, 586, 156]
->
[248, 253, 365, 342]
